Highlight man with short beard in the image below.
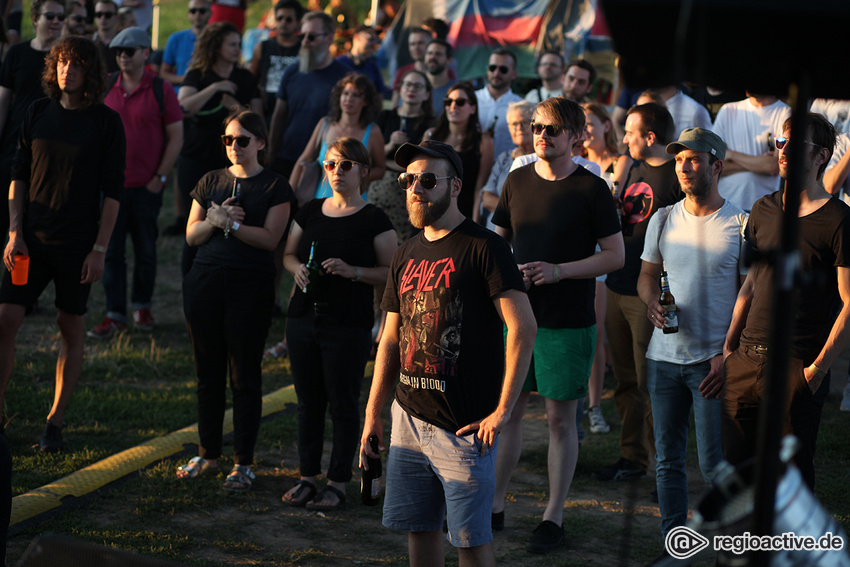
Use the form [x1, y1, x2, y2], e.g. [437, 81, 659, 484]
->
[423, 39, 455, 116]
[267, 10, 348, 178]
[361, 139, 536, 567]
[250, 0, 303, 120]
[637, 128, 747, 539]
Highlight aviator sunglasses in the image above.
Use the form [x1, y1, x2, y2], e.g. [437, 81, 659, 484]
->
[488, 64, 510, 74]
[398, 172, 453, 190]
[323, 159, 363, 172]
[221, 135, 255, 147]
[530, 122, 565, 137]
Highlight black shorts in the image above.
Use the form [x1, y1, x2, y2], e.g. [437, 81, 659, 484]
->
[0, 248, 91, 315]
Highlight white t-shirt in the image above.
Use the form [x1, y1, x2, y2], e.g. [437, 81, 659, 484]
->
[641, 199, 748, 364]
[525, 86, 564, 104]
[667, 91, 712, 139]
[475, 87, 524, 158]
[811, 98, 850, 135]
[713, 98, 791, 211]
[826, 133, 850, 205]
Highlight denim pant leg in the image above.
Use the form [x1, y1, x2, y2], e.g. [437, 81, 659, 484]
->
[127, 187, 163, 310]
[686, 363, 723, 485]
[648, 359, 692, 535]
[103, 191, 131, 321]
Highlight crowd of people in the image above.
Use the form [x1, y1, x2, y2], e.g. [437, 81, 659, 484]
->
[0, 1, 849, 564]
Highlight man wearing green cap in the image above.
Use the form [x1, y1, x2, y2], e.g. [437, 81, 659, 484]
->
[637, 127, 747, 538]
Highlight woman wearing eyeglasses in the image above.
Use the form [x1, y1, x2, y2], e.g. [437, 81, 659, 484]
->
[177, 110, 293, 491]
[423, 82, 494, 221]
[282, 137, 397, 511]
[290, 72, 386, 203]
[370, 69, 434, 243]
[177, 21, 261, 275]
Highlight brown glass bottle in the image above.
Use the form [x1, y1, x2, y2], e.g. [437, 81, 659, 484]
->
[659, 271, 678, 334]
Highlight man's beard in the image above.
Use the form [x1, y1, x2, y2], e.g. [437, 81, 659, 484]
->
[683, 170, 713, 200]
[407, 187, 451, 228]
[299, 45, 322, 72]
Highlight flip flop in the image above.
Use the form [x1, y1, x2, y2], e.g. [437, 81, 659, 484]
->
[223, 464, 256, 492]
[306, 484, 346, 511]
[282, 479, 317, 507]
[264, 341, 288, 359]
[176, 456, 217, 479]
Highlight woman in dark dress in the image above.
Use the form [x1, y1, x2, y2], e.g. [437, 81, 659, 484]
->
[423, 82, 494, 221]
[177, 110, 292, 491]
[281, 138, 396, 511]
[370, 69, 433, 243]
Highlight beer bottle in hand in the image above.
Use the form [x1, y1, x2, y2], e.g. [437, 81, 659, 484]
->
[303, 241, 320, 294]
[659, 270, 678, 334]
[361, 435, 382, 506]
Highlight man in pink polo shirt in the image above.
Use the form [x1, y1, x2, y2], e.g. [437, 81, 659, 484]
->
[89, 27, 184, 339]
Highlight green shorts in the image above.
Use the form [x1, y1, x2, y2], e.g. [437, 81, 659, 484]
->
[520, 325, 596, 401]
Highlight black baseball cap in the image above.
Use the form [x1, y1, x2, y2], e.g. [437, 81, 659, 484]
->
[395, 140, 464, 179]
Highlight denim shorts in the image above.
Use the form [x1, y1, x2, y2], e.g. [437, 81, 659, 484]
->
[382, 400, 497, 548]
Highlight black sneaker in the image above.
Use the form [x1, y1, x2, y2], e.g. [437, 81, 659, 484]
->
[592, 458, 647, 481]
[39, 422, 64, 453]
[491, 511, 505, 532]
[526, 520, 565, 554]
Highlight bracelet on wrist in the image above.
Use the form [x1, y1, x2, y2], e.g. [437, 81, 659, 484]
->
[552, 263, 561, 284]
[810, 363, 827, 380]
[92, 244, 107, 253]
[352, 266, 362, 281]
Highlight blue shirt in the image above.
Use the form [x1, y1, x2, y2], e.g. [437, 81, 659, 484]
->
[336, 54, 388, 99]
[162, 28, 197, 80]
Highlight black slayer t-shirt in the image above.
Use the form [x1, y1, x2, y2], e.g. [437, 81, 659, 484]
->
[382, 219, 525, 432]
[740, 191, 850, 361]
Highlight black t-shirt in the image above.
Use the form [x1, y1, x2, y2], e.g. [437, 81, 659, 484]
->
[492, 163, 622, 328]
[375, 109, 433, 160]
[741, 191, 850, 361]
[288, 199, 394, 328]
[606, 159, 683, 296]
[14, 99, 126, 252]
[257, 39, 299, 118]
[190, 167, 294, 273]
[0, 41, 50, 178]
[382, 218, 525, 432]
[181, 67, 259, 163]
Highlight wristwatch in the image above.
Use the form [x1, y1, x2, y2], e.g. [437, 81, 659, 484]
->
[157, 174, 167, 184]
[231, 221, 241, 232]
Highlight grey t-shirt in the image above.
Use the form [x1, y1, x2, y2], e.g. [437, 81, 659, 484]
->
[641, 199, 747, 364]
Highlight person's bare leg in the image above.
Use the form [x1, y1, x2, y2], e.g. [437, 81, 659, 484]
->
[458, 543, 495, 567]
[589, 281, 607, 408]
[492, 391, 530, 515]
[0, 304, 26, 414]
[47, 310, 85, 425]
[542, 397, 579, 526]
[409, 531, 444, 567]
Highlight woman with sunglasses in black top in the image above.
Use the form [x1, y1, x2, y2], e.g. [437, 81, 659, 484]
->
[177, 110, 293, 491]
[281, 137, 396, 511]
[423, 82, 494, 221]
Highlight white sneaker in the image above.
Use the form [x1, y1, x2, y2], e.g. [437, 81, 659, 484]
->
[841, 383, 850, 412]
[588, 406, 610, 434]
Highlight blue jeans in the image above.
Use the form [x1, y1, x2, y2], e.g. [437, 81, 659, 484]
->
[102, 186, 163, 321]
[647, 359, 723, 536]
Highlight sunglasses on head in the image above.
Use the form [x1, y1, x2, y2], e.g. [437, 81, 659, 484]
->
[530, 122, 565, 137]
[323, 159, 362, 172]
[221, 135, 255, 147]
[41, 11, 66, 21]
[115, 47, 139, 57]
[488, 64, 509, 74]
[300, 31, 328, 42]
[188, 7, 209, 14]
[94, 11, 115, 18]
[398, 172, 453, 191]
[443, 97, 469, 108]
[774, 136, 820, 151]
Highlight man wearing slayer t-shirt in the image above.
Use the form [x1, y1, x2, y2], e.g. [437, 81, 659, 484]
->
[723, 113, 850, 489]
[595, 103, 683, 484]
[361, 140, 536, 567]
